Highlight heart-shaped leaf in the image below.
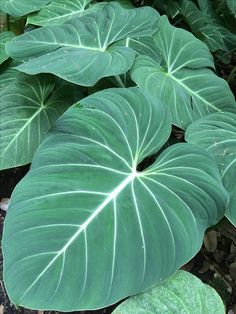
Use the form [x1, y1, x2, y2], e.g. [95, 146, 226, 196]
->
[3, 88, 227, 311]
[112, 270, 225, 314]
[0, 31, 14, 64]
[186, 112, 236, 226]
[6, 3, 159, 86]
[0, 0, 49, 16]
[28, 0, 97, 26]
[0, 73, 82, 170]
[131, 16, 236, 129]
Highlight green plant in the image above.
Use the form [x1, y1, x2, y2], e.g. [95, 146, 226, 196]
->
[112, 270, 225, 313]
[0, 0, 235, 312]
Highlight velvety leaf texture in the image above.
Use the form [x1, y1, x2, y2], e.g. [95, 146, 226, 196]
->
[227, 0, 236, 15]
[0, 74, 82, 170]
[112, 270, 225, 314]
[178, 0, 223, 51]
[6, 3, 160, 86]
[116, 36, 161, 62]
[28, 0, 97, 26]
[3, 88, 227, 311]
[0, 60, 21, 92]
[197, 0, 236, 52]
[153, 0, 179, 18]
[131, 16, 236, 129]
[0, 31, 14, 64]
[186, 112, 236, 226]
[0, 0, 49, 16]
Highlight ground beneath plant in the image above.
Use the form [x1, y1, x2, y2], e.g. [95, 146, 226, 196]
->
[0, 166, 236, 314]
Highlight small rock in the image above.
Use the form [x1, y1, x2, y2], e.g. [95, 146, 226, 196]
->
[228, 304, 236, 314]
[0, 198, 10, 211]
[229, 262, 236, 281]
[230, 242, 236, 254]
[225, 274, 233, 283]
[198, 260, 210, 273]
[213, 249, 226, 263]
[204, 230, 217, 252]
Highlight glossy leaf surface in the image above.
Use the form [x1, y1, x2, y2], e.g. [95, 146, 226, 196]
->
[112, 270, 225, 314]
[131, 16, 236, 129]
[6, 3, 159, 86]
[186, 112, 236, 226]
[3, 88, 227, 311]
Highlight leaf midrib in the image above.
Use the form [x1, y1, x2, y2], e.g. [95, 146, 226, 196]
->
[13, 40, 105, 52]
[31, 5, 87, 24]
[18, 171, 138, 303]
[168, 72, 222, 112]
[0, 105, 45, 158]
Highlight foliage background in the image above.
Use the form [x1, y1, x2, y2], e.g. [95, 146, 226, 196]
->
[0, 0, 235, 313]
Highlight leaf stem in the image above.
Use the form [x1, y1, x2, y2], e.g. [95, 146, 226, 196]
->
[114, 75, 126, 88]
[227, 66, 236, 83]
[6, 14, 10, 31]
[215, 48, 236, 64]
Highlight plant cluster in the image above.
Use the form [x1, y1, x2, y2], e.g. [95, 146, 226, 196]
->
[0, 0, 235, 312]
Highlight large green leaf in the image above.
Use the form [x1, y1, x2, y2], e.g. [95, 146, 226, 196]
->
[197, 0, 236, 52]
[3, 88, 227, 311]
[6, 3, 159, 86]
[186, 112, 236, 226]
[27, 0, 98, 26]
[112, 270, 225, 314]
[178, 0, 223, 51]
[152, 0, 179, 18]
[0, 31, 14, 64]
[227, 0, 236, 16]
[0, 59, 21, 92]
[131, 16, 236, 129]
[116, 36, 161, 62]
[110, 36, 162, 88]
[173, 0, 236, 52]
[0, 0, 49, 16]
[0, 74, 82, 170]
